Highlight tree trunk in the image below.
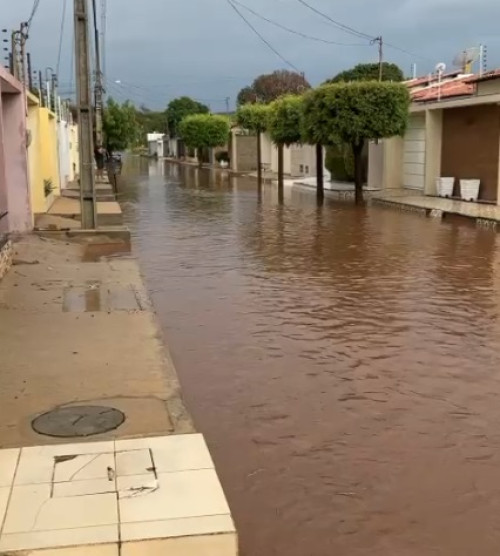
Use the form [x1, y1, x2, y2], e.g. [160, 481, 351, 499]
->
[277, 143, 284, 204]
[352, 141, 364, 205]
[197, 148, 203, 168]
[257, 131, 262, 187]
[315, 144, 324, 204]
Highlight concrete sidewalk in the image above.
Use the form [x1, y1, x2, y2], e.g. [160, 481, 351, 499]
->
[371, 190, 500, 226]
[0, 236, 237, 555]
[48, 197, 123, 226]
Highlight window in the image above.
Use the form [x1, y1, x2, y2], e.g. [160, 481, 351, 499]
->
[299, 164, 304, 173]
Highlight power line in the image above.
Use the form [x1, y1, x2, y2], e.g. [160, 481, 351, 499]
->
[27, 0, 42, 29]
[296, 0, 373, 41]
[232, 0, 368, 47]
[383, 41, 432, 62]
[226, 0, 301, 73]
[68, 9, 75, 93]
[56, 0, 67, 76]
[296, 0, 432, 62]
[101, 0, 107, 89]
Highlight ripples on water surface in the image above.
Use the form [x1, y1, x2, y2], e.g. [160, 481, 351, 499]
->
[121, 159, 500, 556]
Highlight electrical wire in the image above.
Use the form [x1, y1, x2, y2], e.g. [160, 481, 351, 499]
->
[296, 0, 373, 41]
[296, 0, 432, 61]
[225, 0, 302, 73]
[383, 41, 433, 62]
[26, 0, 41, 30]
[68, 11, 75, 94]
[56, 0, 67, 77]
[231, 0, 368, 47]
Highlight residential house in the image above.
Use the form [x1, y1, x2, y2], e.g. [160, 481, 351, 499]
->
[147, 132, 165, 158]
[230, 127, 316, 178]
[368, 69, 500, 205]
[26, 91, 61, 215]
[0, 67, 32, 277]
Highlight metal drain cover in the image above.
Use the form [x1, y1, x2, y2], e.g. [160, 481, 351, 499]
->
[32, 405, 125, 438]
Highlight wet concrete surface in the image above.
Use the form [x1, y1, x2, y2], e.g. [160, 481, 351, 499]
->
[121, 158, 500, 556]
[0, 235, 193, 447]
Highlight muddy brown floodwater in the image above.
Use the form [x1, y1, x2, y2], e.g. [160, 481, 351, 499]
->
[120, 158, 500, 556]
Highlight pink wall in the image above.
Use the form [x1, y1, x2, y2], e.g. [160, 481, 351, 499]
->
[0, 67, 31, 233]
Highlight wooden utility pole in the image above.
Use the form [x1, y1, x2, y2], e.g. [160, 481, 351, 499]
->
[74, 0, 97, 229]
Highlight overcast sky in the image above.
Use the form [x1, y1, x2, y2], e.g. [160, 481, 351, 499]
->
[3, 0, 500, 110]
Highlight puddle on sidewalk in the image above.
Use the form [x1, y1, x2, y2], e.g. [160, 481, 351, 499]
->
[82, 241, 131, 262]
[63, 281, 142, 312]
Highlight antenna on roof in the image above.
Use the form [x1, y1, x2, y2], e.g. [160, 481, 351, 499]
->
[435, 62, 446, 102]
[411, 63, 417, 79]
[479, 44, 487, 76]
[453, 47, 481, 73]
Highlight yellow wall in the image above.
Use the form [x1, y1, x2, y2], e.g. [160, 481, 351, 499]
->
[27, 96, 61, 214]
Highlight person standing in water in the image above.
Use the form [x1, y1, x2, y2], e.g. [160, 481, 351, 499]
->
[94, 144, 107, 181]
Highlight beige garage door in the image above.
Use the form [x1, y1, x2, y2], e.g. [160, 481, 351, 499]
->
[403, 114, 426, 190]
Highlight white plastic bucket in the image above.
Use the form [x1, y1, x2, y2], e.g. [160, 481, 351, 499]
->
[436, 177, 454, 197]
[460, 179, 480, 202]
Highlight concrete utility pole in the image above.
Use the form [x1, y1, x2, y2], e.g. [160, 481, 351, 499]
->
[376, 36, 383, 81]
[74, 0, 97, 229]
[92, 0, 104, 147]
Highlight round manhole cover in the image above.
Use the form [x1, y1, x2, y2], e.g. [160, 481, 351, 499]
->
[32, 405, 125, 438]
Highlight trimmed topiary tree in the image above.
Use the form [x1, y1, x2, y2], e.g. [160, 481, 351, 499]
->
[236, 103, 270, 186]
[178, 114, 230, 167]
[302, 81, 410, 204]
[267, 95, 303, 197]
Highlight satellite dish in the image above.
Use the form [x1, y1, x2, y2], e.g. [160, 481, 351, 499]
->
[453, 47, 481, 72]
[435, 62, 446, 74]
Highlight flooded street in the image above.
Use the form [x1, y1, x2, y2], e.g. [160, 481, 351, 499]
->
[121, 158, 500, 556]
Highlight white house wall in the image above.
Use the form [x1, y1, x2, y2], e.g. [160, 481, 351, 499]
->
[57, 120, 70, 189]
[271, 143, 292, 175]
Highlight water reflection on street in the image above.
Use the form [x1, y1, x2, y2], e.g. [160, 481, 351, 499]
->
[121, 157, 500, 556]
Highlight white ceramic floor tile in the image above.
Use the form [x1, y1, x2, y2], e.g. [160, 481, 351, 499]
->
[0, 448, 20, 487]
[53, 478, 116, 498]
[3, 483, 51, 534]
[15, 444, 115, 486]
[53, 453, 115, 483]
[4, 485, 118, 534]
[117, 474, 158, 499]
[23, 441, 114, 458]
[32, 544, 119, 556]
[15, 452, 54, 485]
[118, 469, 230, 524]
[0, 486, 11, 527]
[121, 533, 237, 556]
[0, 525, 118, 552]
[115, 449, 153, 477]
[120, 514, 236, 542]
[115, 434, 214, 473]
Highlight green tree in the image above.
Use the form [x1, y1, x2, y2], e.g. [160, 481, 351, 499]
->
[235, 103, 270, 185]
[238, 70, 310, 105]
[326, 62, 404, 84]
[135, 105, 168, 143]
[103, 98, 139, 153]
[178, 114, 230, 167]
[267, 95, 303, 196]
[303, 82, 410, 204]
[166, 97, 209, 137]
[237, 86, 257, 107]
